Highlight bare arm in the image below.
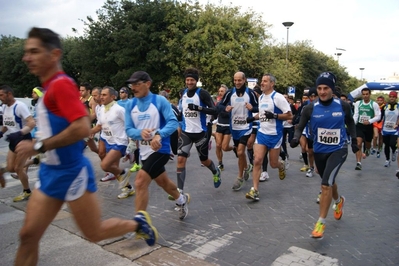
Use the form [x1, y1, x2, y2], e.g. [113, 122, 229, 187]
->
[21, 116, 36, 135]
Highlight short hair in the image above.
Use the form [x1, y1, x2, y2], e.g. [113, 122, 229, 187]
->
[361, 88, 371, 94]
[92, 86, 101, 93]
[80, 82, 92, 92]
[220, 84, 228, 90]
[0, 85, 14, 95]
[27, 27, 62, 51]
[103, 86, 117, 98]
[184, 67, 199, 77]
[234, 71, 246, 79]
[263, 73, 277, 86]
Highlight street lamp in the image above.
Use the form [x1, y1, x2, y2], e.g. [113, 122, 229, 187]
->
[282, 22, 294, 68]
[359, 68, 365, 80]
[335, 47, 346, 63]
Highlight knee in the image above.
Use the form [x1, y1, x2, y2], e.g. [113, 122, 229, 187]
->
[19, 226, 40, 245]
[321, 184, 331, 190]
[237, 149, 245, 157]
[134, 174, 148, 190]
[253, 155, 263, 165]
[221, 143, 229, 151]
[216, 142, 222, 149]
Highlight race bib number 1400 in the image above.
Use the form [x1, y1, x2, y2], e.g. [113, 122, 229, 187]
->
[317, 128, 340, 145]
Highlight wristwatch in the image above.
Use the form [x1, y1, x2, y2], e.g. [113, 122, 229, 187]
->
[34, 141, 46, 153]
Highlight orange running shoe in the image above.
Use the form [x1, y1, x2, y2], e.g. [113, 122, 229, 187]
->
[311, 221, 325, 239]
[333, 196, 345, 220]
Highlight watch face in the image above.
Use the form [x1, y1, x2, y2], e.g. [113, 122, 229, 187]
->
[34, 142, 42, 151]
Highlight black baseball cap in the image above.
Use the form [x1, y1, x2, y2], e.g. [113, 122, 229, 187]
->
[126, 71, 152, 83]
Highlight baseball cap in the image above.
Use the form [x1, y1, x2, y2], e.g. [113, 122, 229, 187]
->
[389, 91, 397, 97]
[126, 71, 152, 84]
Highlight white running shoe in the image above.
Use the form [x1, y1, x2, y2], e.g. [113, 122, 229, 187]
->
[259, 171, 269, 182]
[306, 168, 314, 177]
[100, 172, 116, 182]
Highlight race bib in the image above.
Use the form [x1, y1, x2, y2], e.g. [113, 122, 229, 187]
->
[359, 115, 370, 124]
[184, 110, 198, 118]
[317, 128, 340, 145]
[232, 115, 246, 126]
[385, 121, 395, 130]
[102, 126, 112, 137]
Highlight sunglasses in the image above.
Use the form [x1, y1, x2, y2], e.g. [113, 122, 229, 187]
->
[128, 81, 145, 89]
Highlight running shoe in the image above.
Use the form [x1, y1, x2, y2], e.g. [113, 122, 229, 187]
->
[130, 163, 141, 172]
[279, 160, 286, 180]
[213, 168, 222, 188]
[218, 163, 224, 171]
[133, 211, 158, 246]
[355, 162, 362, 170]
[169, 154, 174, 161]
[13, 191, 31, 202]
[117, 186, 136, 199]
[100, 172, 116, 182]
[117, 169, 131, 189]
[300, 165, 309, 172]
[392, 151, 397, 162]
[311, 221, 325, 239]
[376, 151, 381, 158]
[332, 196, 345, 220]
[365, 149, 370, 157]
[306, 168, 314, 178]
[316, 191, 321, 204]
[208, 140, 212, 150]
[259, 171, 269, 182]
[299, 153, 303, 160]
[245, 187, 260, 201]
[10, 173, 19, 179]
[396, 170, 399, 179]
[370, 148, 376, 155]
[384, 160, 390, 167]
[232, 177, 244, 191]
[177, 193, 190, 220]
[362, 153, 366, 159]
[122, 151, 135, 163]
[243, 164, 253, 181]
[284, 159, 290, 170]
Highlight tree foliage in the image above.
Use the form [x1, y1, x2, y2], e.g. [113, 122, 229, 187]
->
[0, 0, 364, 99]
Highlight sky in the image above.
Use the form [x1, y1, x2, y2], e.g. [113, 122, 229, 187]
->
[1, 0, 398, 83]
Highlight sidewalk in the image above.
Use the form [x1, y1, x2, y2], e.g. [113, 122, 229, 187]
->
[0, 139, 398, 265]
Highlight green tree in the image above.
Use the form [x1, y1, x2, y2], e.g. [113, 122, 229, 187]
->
[0, 35, 39, 96]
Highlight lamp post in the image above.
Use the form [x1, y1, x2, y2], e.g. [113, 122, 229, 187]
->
[335, 47, 346, 63]
[359, 68, 365, 80]
[282, 22, 294, 68]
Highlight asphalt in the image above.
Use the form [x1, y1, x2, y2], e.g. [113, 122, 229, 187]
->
[0, 137, 398, 266]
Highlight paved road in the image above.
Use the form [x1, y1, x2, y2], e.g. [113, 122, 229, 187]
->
[0, 137, 398, 265]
